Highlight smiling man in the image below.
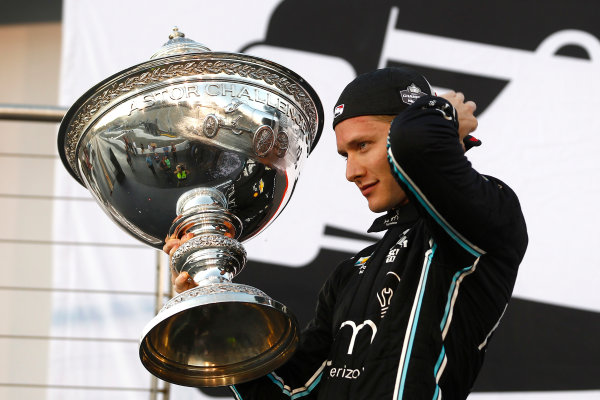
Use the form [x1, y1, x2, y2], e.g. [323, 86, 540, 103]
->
[169, 67, 528, 399]
[336, 114, 409, 213]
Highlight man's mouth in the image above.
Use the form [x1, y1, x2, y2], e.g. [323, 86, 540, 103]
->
[359, 182, 377, 196]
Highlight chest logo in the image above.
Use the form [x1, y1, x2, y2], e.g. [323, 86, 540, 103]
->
[377, 288, 394, 318]
[377, 272, 401, 318]
[354, 256, 370, 274]
[385, 229, 410, 263]
[339, 320, 377, 355]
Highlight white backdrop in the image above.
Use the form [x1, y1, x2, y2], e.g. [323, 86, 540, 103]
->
[52, 1, 600, 399]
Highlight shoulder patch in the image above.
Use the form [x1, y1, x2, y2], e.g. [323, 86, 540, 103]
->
[354, 256, 370, 266]
[354, 256, 371, 275]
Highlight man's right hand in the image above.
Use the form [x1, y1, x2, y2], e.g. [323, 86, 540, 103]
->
[163, 232, 199, 293]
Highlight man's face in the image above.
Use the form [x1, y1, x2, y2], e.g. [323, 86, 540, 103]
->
[335, 115, 408, 213]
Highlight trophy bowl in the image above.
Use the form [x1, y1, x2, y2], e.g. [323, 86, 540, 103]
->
[57, 28, 324, 387]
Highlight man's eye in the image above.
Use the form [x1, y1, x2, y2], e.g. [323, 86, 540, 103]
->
[358, 142, 368, 150]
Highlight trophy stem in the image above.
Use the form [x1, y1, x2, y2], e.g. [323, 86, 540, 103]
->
[169, 188, 246, 286]
[139, 188, 299, 387]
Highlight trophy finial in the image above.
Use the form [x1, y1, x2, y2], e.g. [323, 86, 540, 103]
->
[169, 26, 185, 40]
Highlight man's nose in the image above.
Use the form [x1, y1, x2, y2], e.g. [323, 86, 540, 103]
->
[346, 156, 364, 182]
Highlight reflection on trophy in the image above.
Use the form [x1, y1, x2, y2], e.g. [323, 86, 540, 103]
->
[57, 28, 323, 386]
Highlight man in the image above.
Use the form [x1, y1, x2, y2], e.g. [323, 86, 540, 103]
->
[145, 154, 156, 176]
[159, 155, 171, 171]
[174, 163, 189, 187]
[166, 67, 528, 399]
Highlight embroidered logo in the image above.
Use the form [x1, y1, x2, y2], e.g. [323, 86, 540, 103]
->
[383, 213, 400, 227]
[354, 256, 370, 274]
[328, 365, 363, 380]
[385, 229, 410, 263]
[377, 288, 394, 318]
[339, 320, 377, 354]
[386, 248, 400, 263]
[326, 360, 364, 380]
[396, 235, 408, 248]
[400, 83, 427, 105]
[334, 104, 344, 117]
[377, 272, 401, 318]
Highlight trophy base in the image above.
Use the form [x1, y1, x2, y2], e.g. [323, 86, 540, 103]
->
[139, 283, 299, 387]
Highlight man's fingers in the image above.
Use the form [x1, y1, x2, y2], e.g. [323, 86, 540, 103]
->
[165, 233, 197, 293]
[437, 91, 479, 142]
[163, 238, 178, 255]
[168, 241, 180, 257]
[174, 271, 190, 287]
[465, 100, 477, 113]
[173, 271, 197, 293]
[163, 233, 194, 255]
[180, 232, 194, 245]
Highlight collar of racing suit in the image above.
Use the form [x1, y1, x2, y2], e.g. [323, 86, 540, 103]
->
[367, 202, 420, 233]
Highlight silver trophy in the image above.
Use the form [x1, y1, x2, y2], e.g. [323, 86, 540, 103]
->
[57, 28, 323, 387]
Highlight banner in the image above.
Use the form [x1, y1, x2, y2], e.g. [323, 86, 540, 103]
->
[53, 1, 600, 399]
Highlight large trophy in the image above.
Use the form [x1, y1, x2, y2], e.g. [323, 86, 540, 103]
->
[57, 28, 323, 387]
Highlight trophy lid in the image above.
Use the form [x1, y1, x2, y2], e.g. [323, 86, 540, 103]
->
[150, 27, 212, 59]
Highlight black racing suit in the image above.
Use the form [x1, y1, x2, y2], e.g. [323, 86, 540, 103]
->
[231, 95, 528, 399]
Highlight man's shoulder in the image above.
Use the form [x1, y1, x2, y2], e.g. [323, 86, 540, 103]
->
[482, 174, 512, 189]
[482, 174, 526, 217]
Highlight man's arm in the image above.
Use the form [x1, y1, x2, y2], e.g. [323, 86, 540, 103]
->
[387, 94, 527, 258]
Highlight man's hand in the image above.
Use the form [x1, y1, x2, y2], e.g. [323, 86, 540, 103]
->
[163, 232, 198, 293]
[439, 91, 478, 150]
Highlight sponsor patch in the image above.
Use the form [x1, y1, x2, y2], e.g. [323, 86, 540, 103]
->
[334, 104, 345, 117]
[400, 83, 427, 105]
[354, 256, 370, 266]
[354, 255, 370, 274]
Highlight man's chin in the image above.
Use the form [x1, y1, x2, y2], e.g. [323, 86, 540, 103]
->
[367, 199, 409, 214]
[367, 201, 389, 214]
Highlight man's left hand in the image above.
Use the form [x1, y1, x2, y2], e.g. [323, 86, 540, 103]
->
[439, 91, 478, 150]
